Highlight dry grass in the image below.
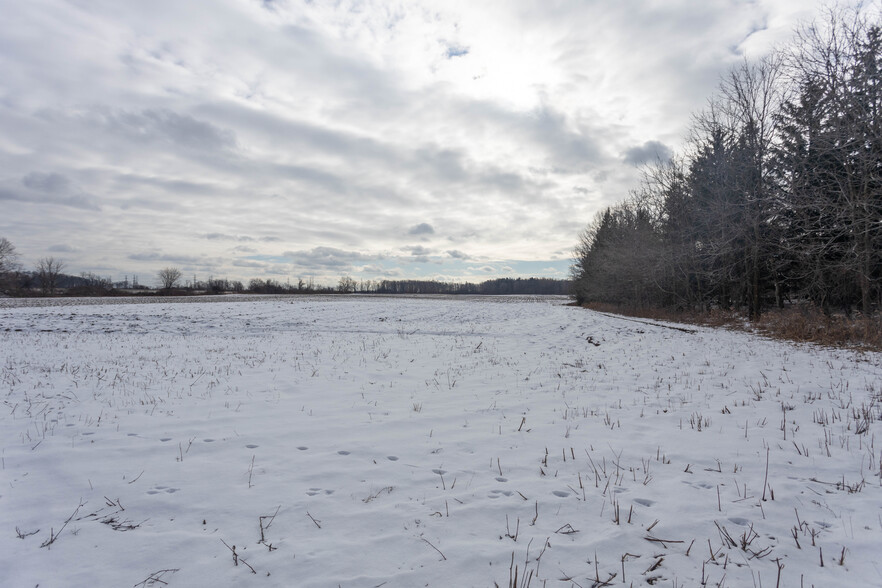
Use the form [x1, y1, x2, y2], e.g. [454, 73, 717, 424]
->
[583, 302, 882, 351]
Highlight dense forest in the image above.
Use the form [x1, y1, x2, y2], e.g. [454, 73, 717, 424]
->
[572, 8, 881, 319]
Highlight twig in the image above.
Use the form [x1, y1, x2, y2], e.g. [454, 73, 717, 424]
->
[40, 500, 84, 549]
[133, 568, 180, 587]
[220, 539, 257, 574]
[420, 536, 447, 561]
[762, 447, 770, 501]
[306, 511, 322, 529]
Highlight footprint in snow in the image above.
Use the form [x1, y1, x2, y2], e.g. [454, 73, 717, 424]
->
[552, 490, 570, 498]
[203, 438, 215, 443]
[633, 498, 655, 507]
[432, 469, 446, 475]
[246, 444, 259, 449]
[147, 486, 179, 495]
[127, 433, 138, 437]
[160, 438, 172, 442]
[387, 456, 399, 461]
[297, 446, 308, 451]
[337, 450, 350, 455]
[728, 517, 750, 526]
[306, 488, 335, 496]
[488, 489, 513, 498]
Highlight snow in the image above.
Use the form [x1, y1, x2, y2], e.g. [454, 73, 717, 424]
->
[1, 295, 881, 587]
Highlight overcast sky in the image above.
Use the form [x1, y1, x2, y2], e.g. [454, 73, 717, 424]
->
[0, 0, 853, 286]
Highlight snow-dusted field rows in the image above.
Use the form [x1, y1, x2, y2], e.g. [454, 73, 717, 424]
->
[1, 296, 880, 587]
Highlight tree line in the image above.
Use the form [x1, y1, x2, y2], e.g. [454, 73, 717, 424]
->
[572, 7, 881, 319]
[0, 243, 569, 297]
[369, 277, 569, 295]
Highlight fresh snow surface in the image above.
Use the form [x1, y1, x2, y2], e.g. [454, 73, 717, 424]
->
[1, 295, 881, 587]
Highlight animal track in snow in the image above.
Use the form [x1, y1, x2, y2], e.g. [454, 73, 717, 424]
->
[147, 486, 180, 495]
[306, 488, 335, 496]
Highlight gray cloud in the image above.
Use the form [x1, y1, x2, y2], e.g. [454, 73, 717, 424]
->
[0, 186, 101, 211]
[48, 244, 76, 252]
[201, 233, 281, 242]
[101, 109, 237, 152]
[622, 140, 674, 165]
[402, 245, 432, 256]
[408, 223, 435, 236]
[127, 252, 221, 267]
[282, 247, 382, 270]
[232, 259, 266, 268]
[23, 172, 71, 193]
[446, 249, 470, 260]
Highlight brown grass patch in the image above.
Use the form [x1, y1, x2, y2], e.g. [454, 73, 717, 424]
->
[582, 302, 882, 351]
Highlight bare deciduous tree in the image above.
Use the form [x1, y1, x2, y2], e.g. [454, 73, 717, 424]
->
[0, 237, 20, 274]
[0, 237, 21, 293]
[337, 276, 357, 293]
[36, 257, 65, 295]
[158, 267, 183, 290]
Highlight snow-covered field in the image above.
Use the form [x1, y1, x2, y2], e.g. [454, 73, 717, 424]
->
[1, 295, 880, 587]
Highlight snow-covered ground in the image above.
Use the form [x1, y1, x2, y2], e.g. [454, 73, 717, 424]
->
[1, 295, 880, 587]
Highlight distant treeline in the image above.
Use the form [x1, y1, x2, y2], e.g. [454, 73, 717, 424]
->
[372, 277, 570, 295]
[572, 8, 881, 318]
[0, 263, 569, 298]
[233, 276, 570, 296]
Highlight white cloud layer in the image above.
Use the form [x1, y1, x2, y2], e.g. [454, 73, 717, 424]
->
[0, 0, 854, 285]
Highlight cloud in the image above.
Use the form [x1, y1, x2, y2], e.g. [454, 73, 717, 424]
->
[282, 247, 382, 270]
[127, 252, 221, 267]
[23, 172, 71, 193]
[622, 140, 674, 165]
[408, 222, 435, 236]
[0, 186, 101, 211]
[102, 109, 237, 152]
[446, 249, 470, 260]
[201, 233, 281, 242]
[402, 245, 432, 256]
[48, 244, 76, 252]
[232, 259, 266, 268]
